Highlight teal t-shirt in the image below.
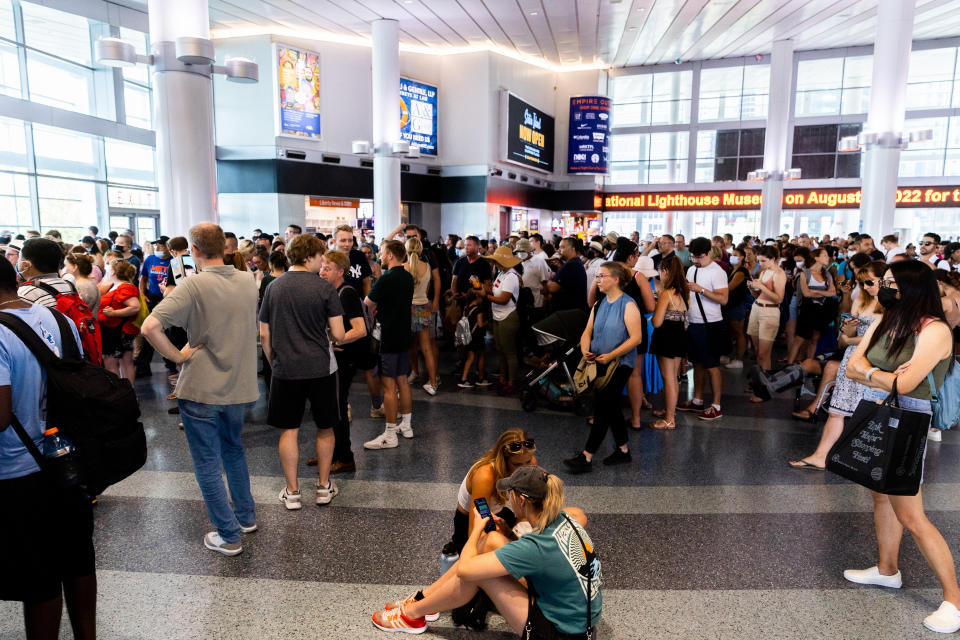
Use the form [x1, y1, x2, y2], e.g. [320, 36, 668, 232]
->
[494, 512, 602, 634]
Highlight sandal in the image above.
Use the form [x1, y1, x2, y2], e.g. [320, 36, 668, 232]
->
[650, 419, 675, 430]
[652, 409, 666, 418]
[641, 399, 654, 410]
[788, 459, 824, 470]
[791, 409, 815, 422]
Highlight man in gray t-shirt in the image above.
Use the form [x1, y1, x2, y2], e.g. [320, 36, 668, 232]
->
[141, 223, 259, 557]
[258, 234, 345, 511]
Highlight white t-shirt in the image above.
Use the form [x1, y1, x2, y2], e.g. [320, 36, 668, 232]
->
[584, 258, 605, 297]
[924, 253, 950, 270]
[491, 269, 520, 321]
[885, 247, 905, 263]
[686, 262, 727, 324]
[522, 254, 551, 308]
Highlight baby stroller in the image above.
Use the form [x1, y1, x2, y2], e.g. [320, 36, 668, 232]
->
[519, 309, 590, 415]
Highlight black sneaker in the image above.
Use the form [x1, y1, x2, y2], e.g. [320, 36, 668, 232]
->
[603, 448, 632, 466]
[563, 453, 593, 474]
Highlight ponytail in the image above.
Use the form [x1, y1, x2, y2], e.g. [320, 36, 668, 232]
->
[405, 237, 423, 286]
[533, 474, 565, 533]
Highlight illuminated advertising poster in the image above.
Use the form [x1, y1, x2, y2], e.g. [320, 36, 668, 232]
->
[568, 96, 610, 174]
[277, 45, 321, 138]
[501, 91, 555, 173]
[400, 77, 438, 156]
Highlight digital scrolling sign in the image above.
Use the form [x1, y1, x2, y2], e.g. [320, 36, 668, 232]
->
[501, 91, 555, 173]
[600, 187, 960, 211]
[568, 96, 610, 174]
[400, 77, 438, 156]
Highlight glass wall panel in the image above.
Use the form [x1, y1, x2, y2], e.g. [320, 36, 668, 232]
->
[123, 83, 152, 128]
[899, 117, 949, 177]
[610, 70, 691, 126]
[36, 176, 97, 242]
[0, 171, 32, 235]
[906, 48, 956, 111]
[796, 55, 872, 116]
[0, 0, 15, 40]
[120, 27, 150, 85]
[105, 139, 155, 186]
[33, 124, 102, 180]
[21, 2, 92, 66]
[26, 51, 95, 114]
[0, 116, 28, 172]
[0, 41, 21, 98]
[699, 64, 769, 122]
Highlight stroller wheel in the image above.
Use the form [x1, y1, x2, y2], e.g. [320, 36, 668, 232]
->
[520, 389, 537, 412]
[574, 395, 592, 417]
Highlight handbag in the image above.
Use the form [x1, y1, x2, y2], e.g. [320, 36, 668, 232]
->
[692, 268, 732, 357]
[572, 357, 619, 393]
[131, 292, 149, 329]
[826, 378, 929, 496]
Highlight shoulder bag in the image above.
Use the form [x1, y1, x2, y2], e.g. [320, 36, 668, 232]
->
[693, 268, 732, 357]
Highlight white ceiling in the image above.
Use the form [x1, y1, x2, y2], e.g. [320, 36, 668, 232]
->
[191, 0, 960, 68]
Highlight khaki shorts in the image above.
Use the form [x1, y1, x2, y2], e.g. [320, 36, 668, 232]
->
[747, 303, 781, 341]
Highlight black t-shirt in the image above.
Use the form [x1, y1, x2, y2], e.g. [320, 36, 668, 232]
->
[868, 249, 885, 261]
[652, 250, 675, 271]
[552, 259, 587, 311]
[368, 265, 414, 353]
[345, 248, 373, 294]
[336, 282, 369, 362]
[452, 256, 493, 293]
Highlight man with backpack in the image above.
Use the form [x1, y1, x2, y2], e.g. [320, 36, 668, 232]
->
[16, 238, 102, 366]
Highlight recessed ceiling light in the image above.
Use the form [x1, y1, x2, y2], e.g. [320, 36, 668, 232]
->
[530, 11, 537, 15]
[629, 27, 637, 31]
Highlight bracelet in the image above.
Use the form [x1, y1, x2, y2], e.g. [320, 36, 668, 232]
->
[865, 367, 880, 382]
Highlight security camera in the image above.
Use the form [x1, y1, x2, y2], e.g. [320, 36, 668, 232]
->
[755, 53, 763, 62]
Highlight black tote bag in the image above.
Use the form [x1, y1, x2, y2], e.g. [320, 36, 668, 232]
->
[827, 379, 930, 496]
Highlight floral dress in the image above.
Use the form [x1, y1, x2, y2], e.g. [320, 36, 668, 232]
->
[828, 314, 877, 416]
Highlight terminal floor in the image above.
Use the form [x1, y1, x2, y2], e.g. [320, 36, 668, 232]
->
[3, 360, 959, 639]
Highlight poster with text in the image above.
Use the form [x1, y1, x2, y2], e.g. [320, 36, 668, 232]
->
[400, 77, 438, 155]
[501, 91, 555, 173]
[277, 45, 321, 138]
[568, 96, 610, 174]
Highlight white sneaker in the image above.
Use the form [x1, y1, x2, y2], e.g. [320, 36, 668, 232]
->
[408, 371, 419, 383]
[929, 428, 943, 442]
[240, 522, 258, 533]
[925, 601, 960, 633]
[398, 421, 414, 439]
[422, 383, 437, 396]
[279, 487, 302, 510]
[843, 566, 902, 588]
[718, 355, 730, 364]
[203, 531, 242, 556]
[364, 427, 399, 449]
[316, 480, 339, 505]
[725, 359, 743, 370]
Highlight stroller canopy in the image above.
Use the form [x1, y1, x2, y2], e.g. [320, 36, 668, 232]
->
[532, 309, 588, 346]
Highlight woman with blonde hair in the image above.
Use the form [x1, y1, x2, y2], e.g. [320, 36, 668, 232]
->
[405, 236, 439, 395]
[372, 466, 601, 636]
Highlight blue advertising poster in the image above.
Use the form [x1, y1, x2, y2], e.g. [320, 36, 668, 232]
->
[568, 96, 610, 174]
[400, 77, 438, 156]
[277, 45, 321, 138]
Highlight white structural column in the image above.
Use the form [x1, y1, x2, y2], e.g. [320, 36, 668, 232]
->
[758, 39, 794, 240]
[148, 0, 218, 234]
[860, 0, 915, 238]
[372, 20, 401, 241]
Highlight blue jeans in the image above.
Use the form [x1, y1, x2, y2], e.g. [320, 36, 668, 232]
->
[178, 400, 256, 544]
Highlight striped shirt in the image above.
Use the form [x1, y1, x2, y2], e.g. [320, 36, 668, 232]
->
[17, 274, 75, 308]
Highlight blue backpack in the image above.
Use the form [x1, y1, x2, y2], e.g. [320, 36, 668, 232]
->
[929, 361, 960, 431]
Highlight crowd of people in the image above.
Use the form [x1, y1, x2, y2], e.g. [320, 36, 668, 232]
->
[1, 219, 959, 637]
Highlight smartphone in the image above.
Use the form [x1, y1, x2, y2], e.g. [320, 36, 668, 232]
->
[840, 313, 856, 322]
[473, 498, 497, 532]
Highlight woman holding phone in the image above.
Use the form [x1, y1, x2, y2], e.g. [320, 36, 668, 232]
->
[745, 246, 786, 378]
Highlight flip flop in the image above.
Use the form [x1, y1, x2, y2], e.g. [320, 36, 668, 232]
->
[651, 419, 676, 430]
[788, 459, 825, 470]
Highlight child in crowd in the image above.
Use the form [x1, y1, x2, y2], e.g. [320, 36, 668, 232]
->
[458, 287, 491, 388]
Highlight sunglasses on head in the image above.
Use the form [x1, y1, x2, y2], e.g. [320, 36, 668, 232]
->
[504, 439, 536, 453]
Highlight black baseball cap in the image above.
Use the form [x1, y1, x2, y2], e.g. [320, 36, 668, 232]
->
[495, 465, 550, 500]
[151, 235, 170, 245]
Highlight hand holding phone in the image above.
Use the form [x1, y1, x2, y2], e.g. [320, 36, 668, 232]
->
[473, 498, 497, 533]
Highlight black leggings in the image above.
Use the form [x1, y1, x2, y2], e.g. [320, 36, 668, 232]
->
[584, 365, 633, 454]
[333, 360, 355, 464]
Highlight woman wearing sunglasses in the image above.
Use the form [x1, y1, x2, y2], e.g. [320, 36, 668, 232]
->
[788, 261, 885, 469]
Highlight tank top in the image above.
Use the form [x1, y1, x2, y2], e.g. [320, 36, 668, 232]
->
[590, 292, 638, 368]
[456, 463, 505, 513]
[865, 325, 951, 400]
[726, 266, 749, 307]
[408, 260, 431, 305]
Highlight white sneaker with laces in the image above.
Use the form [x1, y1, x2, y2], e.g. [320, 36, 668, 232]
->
[203, 531, 242, 556]
[279, 487, 302, 510]
[925, 601, 960, 633]
[843, 566, 902, 588]
[398, 421, 414, 439]
[316, 480, 339, 505]
[240, 522, 258, 533]
[929, 428, 943, 442]
[422, 383, 437, 396]
[725, 359, 743, 370]
[364, 426, 399, 449]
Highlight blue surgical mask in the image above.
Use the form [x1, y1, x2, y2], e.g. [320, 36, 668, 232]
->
[729, 256, 740, 266]
[154, 250, 165, 258]
[456, 248, 466, 257]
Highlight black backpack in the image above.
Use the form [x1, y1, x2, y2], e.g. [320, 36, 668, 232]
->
[0, 309, 146, 496]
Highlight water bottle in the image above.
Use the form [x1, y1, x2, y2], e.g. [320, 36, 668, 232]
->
[440, 551, 459, 575]
[42, 427, 82, 491]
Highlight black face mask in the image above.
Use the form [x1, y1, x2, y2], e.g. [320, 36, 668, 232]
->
[223, 253, 235, 265]
[877, 287, 900, 308]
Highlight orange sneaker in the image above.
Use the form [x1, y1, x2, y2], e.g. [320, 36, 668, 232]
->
[372, 606, 427, 634]
[385, 594, 439, 622]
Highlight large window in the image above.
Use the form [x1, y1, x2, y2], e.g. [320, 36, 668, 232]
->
[792, 123, 863, 179]
[699, 64, 769, 123]
[795, 55, 872, 116]
[609, 132, 689, 185]
[0, 172, 31, 236]
[696, 128, 764, 182]
[120, 27, 152, 129]
[611, 70, 692, 127]
[906, 48, 958, 111]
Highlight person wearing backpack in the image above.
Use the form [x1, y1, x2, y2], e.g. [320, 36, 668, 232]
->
[457, 287, 489, 388]
[98, 260, 142, 385]
[0, 257, 97, 640]
[16, 238, 102, 366]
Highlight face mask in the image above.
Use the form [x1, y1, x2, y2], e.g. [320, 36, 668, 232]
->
[456, 248, 466, 257]
[729, 256, 740, 265]
[795, 259, 804, 268]
[877, 287, 900, 308]
[15, 259, 26, 278]
[847, 250, 856, 258]
[516, 251, 529, 260]
[154, 250, 165, 258]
